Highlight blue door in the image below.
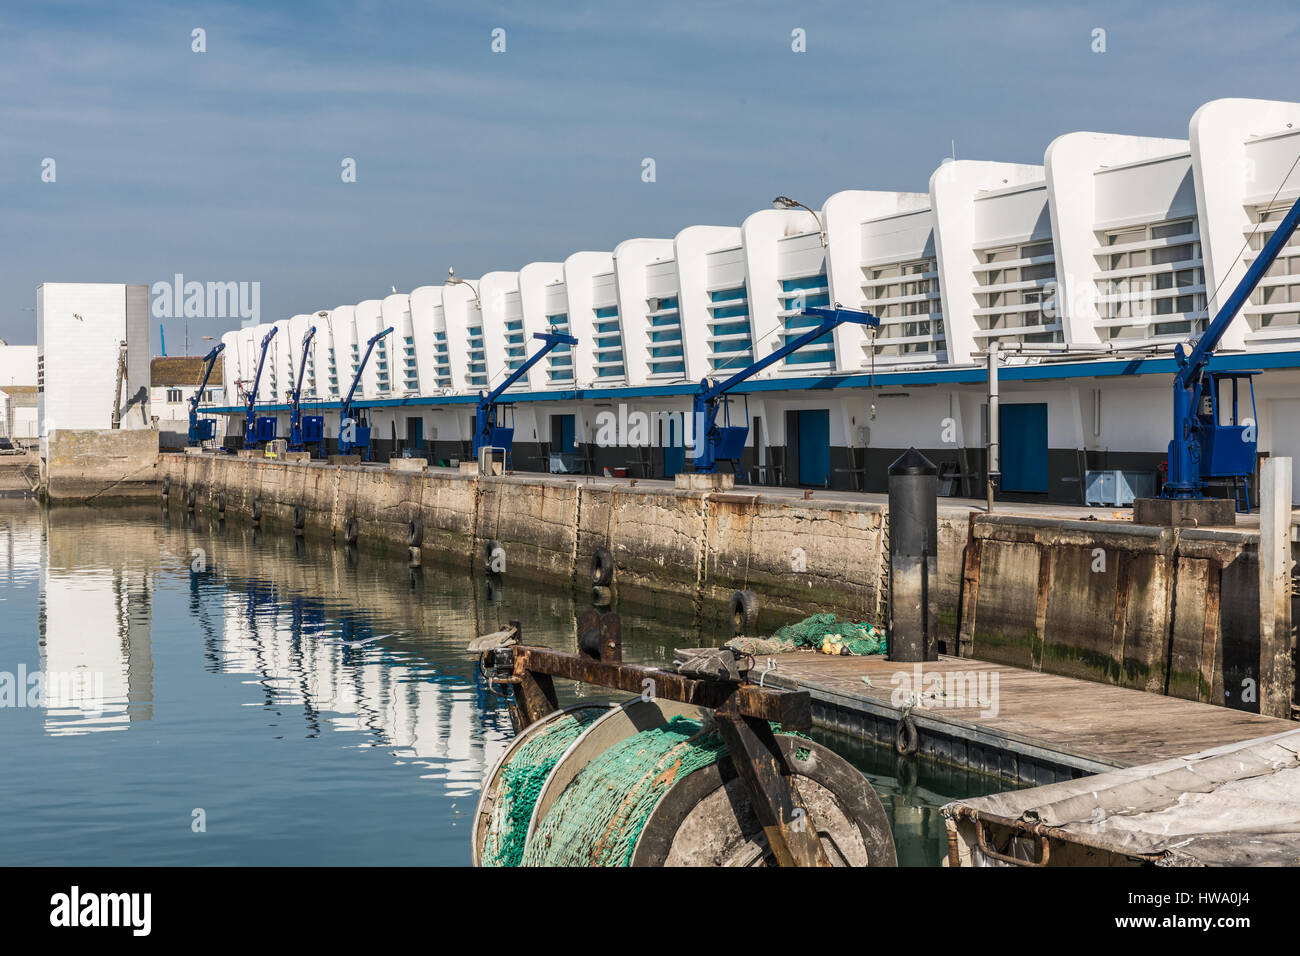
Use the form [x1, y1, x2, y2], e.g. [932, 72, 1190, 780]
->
[1000, 403, 1048, 492]
[664, 415, 685, 477]
[552, 414, 575, 453]
[797, 409, 830, 486]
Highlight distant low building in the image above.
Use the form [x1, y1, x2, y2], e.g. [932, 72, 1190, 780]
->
[150, 355, 225, 449]
[0, 386, 38, 441]
[0, 342, 38, 442]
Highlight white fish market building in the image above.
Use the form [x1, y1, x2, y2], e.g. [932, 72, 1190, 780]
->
[213, 98, 1300, 506]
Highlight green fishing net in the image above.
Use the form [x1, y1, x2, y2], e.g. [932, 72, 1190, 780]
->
[481, 707, 604, 867]
[522, 716, 729, 867]
[726, 612, 887, 657]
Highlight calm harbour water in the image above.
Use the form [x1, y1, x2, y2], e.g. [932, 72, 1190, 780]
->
[0, 499, 1003, 866]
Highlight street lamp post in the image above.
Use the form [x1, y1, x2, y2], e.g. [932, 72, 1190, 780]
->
[445, 267, 483, 310]
[772, 196, 827, 247]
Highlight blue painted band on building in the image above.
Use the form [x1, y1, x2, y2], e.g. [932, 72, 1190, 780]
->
[206, 349, 1300, 415]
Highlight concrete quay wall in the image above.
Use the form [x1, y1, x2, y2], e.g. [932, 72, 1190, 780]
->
[157, 453, 1290, 716]
[160, 454, 888, 627]
[43, 428, 159, 501]
[956, 515, 1272, 711]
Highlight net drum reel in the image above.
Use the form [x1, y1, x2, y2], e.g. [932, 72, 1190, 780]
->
[472, 702, 614, 867]
[470, 616, 896, 867]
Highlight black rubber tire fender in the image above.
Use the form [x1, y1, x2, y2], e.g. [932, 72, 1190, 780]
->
[729, 589, 759, 635]
[590, 547, 614, 587]
[895, 713, 920, 757]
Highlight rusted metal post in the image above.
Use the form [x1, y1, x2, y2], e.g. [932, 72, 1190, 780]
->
[509, 669, 558, 733]
[501, 620, 559, 732]
[112, 340, 128, 430]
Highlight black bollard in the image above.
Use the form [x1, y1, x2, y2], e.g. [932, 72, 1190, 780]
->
[888, 448, 938, 662]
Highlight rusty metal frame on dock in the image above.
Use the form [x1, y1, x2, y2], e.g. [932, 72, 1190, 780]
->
[508, 645, 813, 728]
[943, 804, 1162, 867]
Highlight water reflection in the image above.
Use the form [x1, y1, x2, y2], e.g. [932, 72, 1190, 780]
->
[38, 509, 155, 734]
[207, 581, 509, 798]
[808, 728, 1011, 867]
[19, 503, 527, 794]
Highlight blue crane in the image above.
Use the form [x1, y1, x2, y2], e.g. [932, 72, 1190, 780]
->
[337, 326, 393, 459]
[691, 306, 880, 474]
[242, 326, 278, 448]
[288, 326, 323, 453]
[1162, 192, 1300, 508]
[473, 331, 579, 465]
[186, 342, 225, 446]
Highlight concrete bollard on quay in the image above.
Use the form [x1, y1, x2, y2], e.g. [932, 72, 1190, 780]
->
[887, 448, 938, 663]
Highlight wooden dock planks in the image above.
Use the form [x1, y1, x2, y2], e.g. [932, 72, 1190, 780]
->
[759, 652, 1292, 771]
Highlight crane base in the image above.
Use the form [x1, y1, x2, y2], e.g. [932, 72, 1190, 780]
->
[390, 458, 427, 472]
[675, 473, 734, 491]
[1133, 497, 1236, 528]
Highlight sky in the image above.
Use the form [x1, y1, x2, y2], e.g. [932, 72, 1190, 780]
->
[1, 0, 1298, 348]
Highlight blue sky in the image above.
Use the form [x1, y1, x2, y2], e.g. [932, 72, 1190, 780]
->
[2, 0, 1297, 347]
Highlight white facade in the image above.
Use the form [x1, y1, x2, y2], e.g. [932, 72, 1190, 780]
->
[352, 300, 387, 399]
[284, 314, 316, 400]
[409, 285, 452, 395]
[611, 239, 674, 387]
[855, 197, 945, 368]
[381, 294, 416, 396]
[539, 273, 573, 386]
[517, 262, 565, 390]
[442, 281, 482, 390]
[37, 283, 151, 458]
[672, 225, 742, 382]
[332, 306, 358, 401]
[932, 161, 1050, 363]
[1191, 98, 1300, 350]
[313, 310, 341, 400]
[562, 252, 615, 386]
